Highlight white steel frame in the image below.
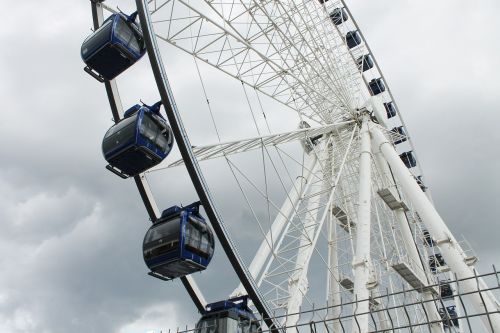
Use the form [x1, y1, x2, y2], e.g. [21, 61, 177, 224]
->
[92, 0, 500, 332]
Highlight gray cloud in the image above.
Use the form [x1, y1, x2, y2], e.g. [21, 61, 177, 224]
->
[0, 0, 499, 332]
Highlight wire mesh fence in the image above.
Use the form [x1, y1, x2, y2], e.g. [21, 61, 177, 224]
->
[167, 268, 500, 333]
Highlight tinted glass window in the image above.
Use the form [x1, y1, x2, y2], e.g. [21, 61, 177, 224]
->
[140, 114, 170, 152]
[239, 319, 250, 333]
[105, 115, 137, 138]
[226, 317, 239, 333]
[115, 17, 141, 54]
[185, 217, 212, 258]
[205, 220, 215, 257]
[155, 130, 169, 152]
[196, 317, 218, 333]
[139, 114, 159, 142]
[115, 17, 132, 43]
[128, 27, 141, 53]
[145, 217, 181, 244]
[102, 115, 137, 153]
[186, 224, 201, 250]
[200, 228, 210, 255]
[82, 20, 113, 57]
[143, 217, 181, 260]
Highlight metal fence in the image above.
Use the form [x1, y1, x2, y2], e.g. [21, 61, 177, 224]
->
[167, 268, 500, 333]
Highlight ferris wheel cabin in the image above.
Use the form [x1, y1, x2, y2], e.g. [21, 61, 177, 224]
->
[195, 296, 261, 333]
[399, 151, 417, 168]
[429, 253, 446, 273]
[143, 202, 215, 280]
[439, 281, 454, 299]
[391, 126, 407, 145]
[345, 31, 362, 49]
[102, 102, 174, 178]
[357, 54, 374, 72]
[368, 78, 386, 95]
[439, 305, 459, 328]
[81, 12, 146, 82]
[384, 102, 397, 118]
[415, 175, 427, 192]
[330, 8, 348, 25]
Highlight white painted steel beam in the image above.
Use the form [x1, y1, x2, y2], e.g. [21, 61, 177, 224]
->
[257, 128, 357, 313]
[286, 180, 323, 329]
[286, 171, 337, 329]
[326, 211, 342, 333]
[326, 140, 341, 333]
[164, 122, 353, 168]
[256, 162, 321, 303]
[351, 115, 374, 333]
[231, 154, 318, 297]
[370, 124, 500, 333]
[133, 0, 361, 123]
[371, 143, 444, 333]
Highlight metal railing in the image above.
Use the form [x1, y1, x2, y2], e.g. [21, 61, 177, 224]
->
[166, 268, 500, 333]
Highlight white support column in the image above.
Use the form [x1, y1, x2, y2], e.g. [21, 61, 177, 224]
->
[450, 271, 465, 333]
[327, 204, 342, 333]
[286, 184, 322, 328]
[256, 162, 323, 294]
[372, 144, 444, 333]
[287, 141, 336, 329]
[231, 154, 318, 297]
[370, 288, 392, 332]
[370, 124, 500, 333]
[325, 138, 342, 333]
[352, 115, 374, 333]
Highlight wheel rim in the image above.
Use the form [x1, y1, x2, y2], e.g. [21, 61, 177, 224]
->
[89, 1, 497, 332]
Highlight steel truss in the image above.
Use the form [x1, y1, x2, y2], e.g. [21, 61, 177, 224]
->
[104, 0, 363, 124]
[89, 1, 500, 332]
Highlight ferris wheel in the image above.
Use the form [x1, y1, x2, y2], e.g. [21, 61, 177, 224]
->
[82, 0, 500, 332]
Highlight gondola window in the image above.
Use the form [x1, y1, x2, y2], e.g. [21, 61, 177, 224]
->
[115, 18, 140, 55]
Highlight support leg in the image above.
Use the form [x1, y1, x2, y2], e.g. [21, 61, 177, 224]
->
[370, 124, 500, 333]
[372, 146, 444, 333]
[231, 154, 318, 297]
[327, 209, 342, 333]
[352, 115, 374, 333]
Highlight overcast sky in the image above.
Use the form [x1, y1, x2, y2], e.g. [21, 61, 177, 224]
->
[0, 1, 499, 332]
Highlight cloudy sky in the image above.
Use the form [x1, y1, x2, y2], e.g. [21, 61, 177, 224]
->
[0, 0, 499, 332]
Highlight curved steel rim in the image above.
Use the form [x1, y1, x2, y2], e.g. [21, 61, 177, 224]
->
[135, 0, 280, 330]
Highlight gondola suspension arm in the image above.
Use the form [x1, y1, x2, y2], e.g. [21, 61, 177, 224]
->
[89, 0, 206, 314]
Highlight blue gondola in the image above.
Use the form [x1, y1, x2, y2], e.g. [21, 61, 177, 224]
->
[423, 230, 435, 246]
[399, 151, 416, 168]
[384, 102, 397, 118]
[81, 12, 146, 82]
[330, 8, 348, 25]
[143, 201, 215, 280]
[439, 281, 454, 299]
[415, 175, 427, 192]
[345, 31, 362, 49]
[357, 54, 374, 72]
[429, 254, 446, 273]
[439, 306, 459, 327]
[391, 126, 407, 145]
[368, 78, 386, 95]
[102, 101, 174, 178]
[196, 296, 261, 333]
